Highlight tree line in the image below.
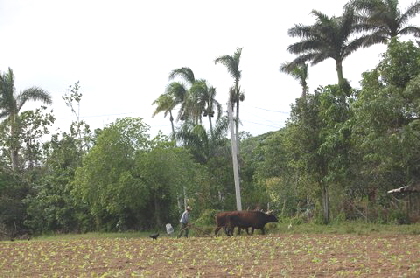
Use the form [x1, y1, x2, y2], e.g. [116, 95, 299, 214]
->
[1, 0, 420, 237]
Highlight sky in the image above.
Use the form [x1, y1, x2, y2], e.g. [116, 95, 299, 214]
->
[1, 0, 419, 138]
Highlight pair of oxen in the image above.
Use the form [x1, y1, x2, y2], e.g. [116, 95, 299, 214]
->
[214, 210, 278, 236]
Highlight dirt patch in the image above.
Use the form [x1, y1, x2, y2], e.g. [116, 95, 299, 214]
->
[0, 234, 419, 277]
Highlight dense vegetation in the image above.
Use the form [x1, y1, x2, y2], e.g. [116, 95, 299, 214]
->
[1, 0, 420, 238]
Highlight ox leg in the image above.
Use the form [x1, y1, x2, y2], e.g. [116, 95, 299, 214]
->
[215, 227, 222, 236]
[223, 226, 230, 236]
[229, 227, 234, 236]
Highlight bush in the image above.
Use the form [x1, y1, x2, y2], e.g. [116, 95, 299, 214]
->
[194, 209, 218, 226]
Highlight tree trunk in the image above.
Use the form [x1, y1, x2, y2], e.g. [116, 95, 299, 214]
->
[153, 193, 162, 228]
[228, 99, 242, 211]
[169, 110, 176, 141]
[208, 112, 213, 139]
[301, 80, 308, 99]
[335, 59, 344, 85]
[321, 184, 330, 224]
[10, 115, 20, 171]
[235, 82, 240, 154]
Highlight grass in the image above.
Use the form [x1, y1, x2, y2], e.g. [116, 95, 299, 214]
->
[270, 221, 420, 235]
[22, 221, 420, 242]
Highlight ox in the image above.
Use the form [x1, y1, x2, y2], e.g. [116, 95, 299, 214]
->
[215, 210, 278, 236]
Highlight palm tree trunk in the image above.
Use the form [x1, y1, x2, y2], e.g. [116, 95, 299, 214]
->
[301, 80, 308, 99]
[336, 59, 345, 85]
[169, 110, 176, 141]
[235, 99, 240, 148]
[10, 115, 20, 171]
[208, 115, 213, 139]
[235, 82, 240, 154]
[228, 99, 242, 211]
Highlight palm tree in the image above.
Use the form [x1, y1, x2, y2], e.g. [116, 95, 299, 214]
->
[346, 0, 420, 46]
[168, 67, 198, 123]
[152, 93, 177, 137]
[0, 68, 52, 171]
[175, 116, 229, 165]
[189, 80, 222, 137]
[215, 48, 243, 142]
[153, 81, 189, 141]
[215, 47, 243, 211]
[287, 8, 366, 90]
[280, 61, 309, 98]
[168, 67, 221, 131]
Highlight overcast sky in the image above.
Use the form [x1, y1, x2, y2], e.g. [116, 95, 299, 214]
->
[1, 0, 419, 138]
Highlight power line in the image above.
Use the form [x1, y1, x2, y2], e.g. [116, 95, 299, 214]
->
[253, 107, 290, 114]
[241, 119, 282, 129]
[80, 111, 136, 119]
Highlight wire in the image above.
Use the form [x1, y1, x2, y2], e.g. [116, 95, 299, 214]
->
[80, 111, 136, 119]
[253, 107, 290, 114]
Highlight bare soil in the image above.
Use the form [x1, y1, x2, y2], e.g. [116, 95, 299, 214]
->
[1, 234, 419, 277]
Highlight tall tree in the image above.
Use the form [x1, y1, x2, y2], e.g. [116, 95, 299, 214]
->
[0, 68, 52, 171]
[280, 61, 309, 98]
[350, 40, 420, 215]
[287, 8, 366, 92]
[215, 47, 244, 211]
[347, 0, 420, 46]
[73, 118, 151, 230]
[285, 85, 352, 224]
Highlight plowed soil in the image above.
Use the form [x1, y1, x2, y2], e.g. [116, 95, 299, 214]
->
[1, 234, 419, 277]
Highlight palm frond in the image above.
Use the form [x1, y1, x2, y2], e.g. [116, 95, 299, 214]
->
[401, 1, 420, 22]
[364, 32, 386, 48]
[312, 10, 333, 25]
[346, 0, 384, 14]
[399, 26, 420, 37]
[215, 55, 237, 79]
[344, 36, 370, 56]
[311, 52, 331, 65]
[166, 82, 187, 102]
[168, 67, 196, 85]
[152, 93, 175, 118]
[16, 87, 52, 111]
[287, 24, 313, 38]
[287, 39, 324, 55]
[280, 61, 308, 83]
[292, 54, 318, 65]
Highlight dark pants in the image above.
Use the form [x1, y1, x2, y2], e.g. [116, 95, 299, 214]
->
[178, 223, 189, 238]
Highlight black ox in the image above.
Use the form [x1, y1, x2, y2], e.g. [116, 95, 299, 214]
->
[215, 210, 278, 236]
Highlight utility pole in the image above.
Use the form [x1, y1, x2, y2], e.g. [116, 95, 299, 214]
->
[228, 99, 242, 211]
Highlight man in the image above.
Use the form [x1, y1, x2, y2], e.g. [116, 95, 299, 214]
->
[177, 206, 191, 238]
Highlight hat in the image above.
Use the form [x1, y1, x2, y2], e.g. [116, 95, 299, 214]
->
[186, 206, 192, 211]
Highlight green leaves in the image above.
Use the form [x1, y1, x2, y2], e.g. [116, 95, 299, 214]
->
[379, 39, 420, 88]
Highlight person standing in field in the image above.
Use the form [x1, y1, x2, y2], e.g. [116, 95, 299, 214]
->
[177, 206, 192, 238]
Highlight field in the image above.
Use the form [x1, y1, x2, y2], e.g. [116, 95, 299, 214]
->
[1, 231, 420, 277]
